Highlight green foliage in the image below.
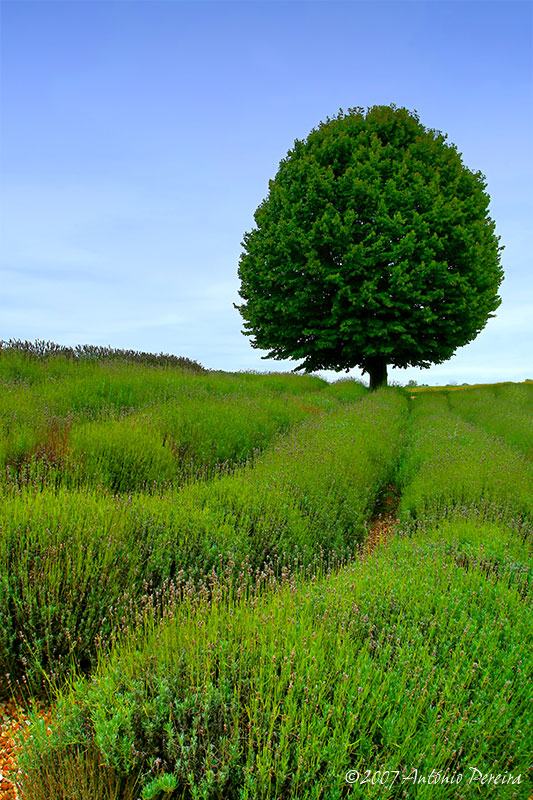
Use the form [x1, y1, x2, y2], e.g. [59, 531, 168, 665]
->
[323, 377, 368, 402]
[2, 354, 530, 799]
[141, 772, 178, 799]
[445, 382, 533, 460]
[0, 389, 405, 694]
[65, 390, 320, 493]
[18, 521, 531, 799]
[0, 338, 205, 372]
[0, 354, 334, 492]
[398, 391, 533, 524]
[237, 105, 503, 387]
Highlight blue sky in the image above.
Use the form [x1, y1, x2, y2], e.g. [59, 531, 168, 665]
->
[1, 0, 531, 384]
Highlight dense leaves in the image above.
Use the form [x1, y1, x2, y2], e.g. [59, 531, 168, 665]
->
[237, 105, 504, 388]
[8, 371, 533, 799]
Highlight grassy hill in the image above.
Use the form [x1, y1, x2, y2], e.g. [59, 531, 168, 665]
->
[0, 343, 531, 799]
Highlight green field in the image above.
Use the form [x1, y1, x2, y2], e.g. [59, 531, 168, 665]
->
[1, 344, 531, 799]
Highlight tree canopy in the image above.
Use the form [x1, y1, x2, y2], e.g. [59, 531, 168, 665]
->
[236, 105, 504, 389]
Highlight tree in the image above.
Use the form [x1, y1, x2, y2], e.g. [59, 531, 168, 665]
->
[236, 105, 503, 389]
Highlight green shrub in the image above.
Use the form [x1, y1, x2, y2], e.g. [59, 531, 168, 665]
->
[17, 520, 531, 799]
[398, 392, 533, 526]
[0, 390, 407, 694]
[0, 363, 331, 490]
[446, 382, 533, 460]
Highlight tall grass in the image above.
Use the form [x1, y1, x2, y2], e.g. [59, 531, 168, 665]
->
[398, 391, 533, 527]
[0, 338, 205, 372]
[445, 382, 533, 460]
[64, 391, 331, 492]
[0, 354, 343, 490]
[0, 389, 406, 695]
[17, 519, 531, 799]
[4, 362, 530, 799]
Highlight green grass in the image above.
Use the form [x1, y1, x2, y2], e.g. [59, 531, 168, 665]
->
[0, 353, 530, 799]
[17, 519, 531, 799]
[0, 389, 405, 694]
[398, 390, 533, 526]
[64, 390, 330, 492]
[1, 350, 354, 491]
[445, 382, 533, 460]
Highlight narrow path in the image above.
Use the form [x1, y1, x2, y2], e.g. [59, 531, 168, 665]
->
[1, 699, 25, 800]
[0, 699, 52, 800]
[361, 483, 400, 557]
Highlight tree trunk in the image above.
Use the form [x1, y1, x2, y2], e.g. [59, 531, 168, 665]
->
[366, 358, 388, 391]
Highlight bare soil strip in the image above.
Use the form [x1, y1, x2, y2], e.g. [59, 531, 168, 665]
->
[0, 700, 52, 800]
[362, 483, 400, 557]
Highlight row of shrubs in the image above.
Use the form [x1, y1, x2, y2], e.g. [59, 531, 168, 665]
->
[1, 357, 368, 491]
[0, 339, 206, 371]
[398, 390, 533, 525]
[445, 382, 533, 460]
[11, 384, 533, 798]
[0, 388, 407, 695]
[18, 536, 531, 797]
[1, 392, 330, 492]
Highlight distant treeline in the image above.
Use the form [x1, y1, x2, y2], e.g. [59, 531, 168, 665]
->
[0, 338, 205, 371]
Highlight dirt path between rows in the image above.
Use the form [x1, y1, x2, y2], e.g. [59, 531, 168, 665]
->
[0, 699, 52, 800]
[362, 483, 400, 557]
